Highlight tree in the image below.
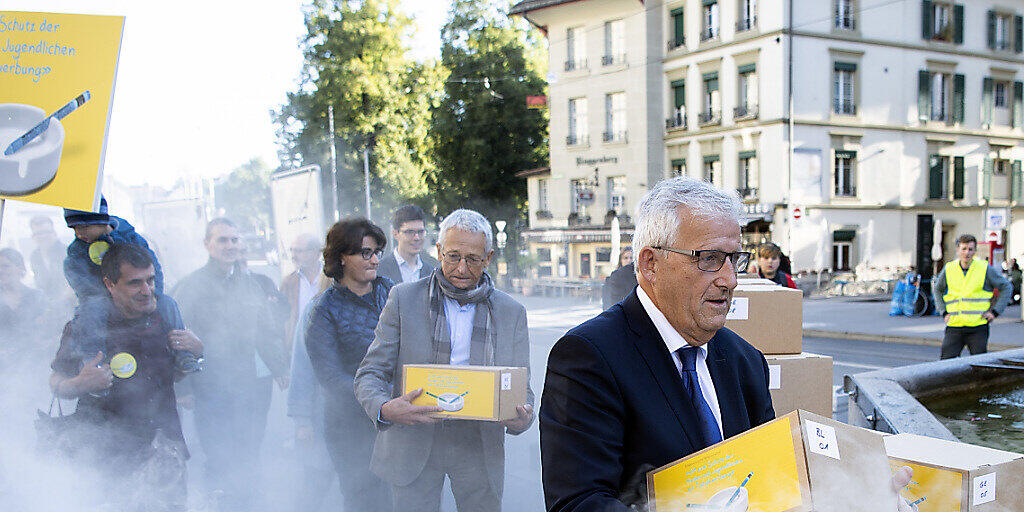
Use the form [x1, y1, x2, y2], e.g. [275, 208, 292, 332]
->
[215, 158, 273, 234]
[274, 0, 441, 222]
[429, 0, 548, 272]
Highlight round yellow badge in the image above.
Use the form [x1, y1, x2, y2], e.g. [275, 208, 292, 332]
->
[88, 241, 111, 266]
[110, 352, 137, 379]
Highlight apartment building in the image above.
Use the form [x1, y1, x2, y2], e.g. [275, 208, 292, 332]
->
[512, 0, 1024, 282]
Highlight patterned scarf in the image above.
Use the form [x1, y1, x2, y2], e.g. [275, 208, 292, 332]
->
[428, 268, 496, 366]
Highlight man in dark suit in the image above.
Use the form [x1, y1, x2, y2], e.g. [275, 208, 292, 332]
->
[378, 204, 439, 284]
[540, 177, 774, 512]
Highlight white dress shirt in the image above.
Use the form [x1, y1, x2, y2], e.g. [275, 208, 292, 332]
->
[395, 248, 423, 283]
[297, 266, 322, 311]
[443, 297, 475, 365]
[636, 286, 724, 438]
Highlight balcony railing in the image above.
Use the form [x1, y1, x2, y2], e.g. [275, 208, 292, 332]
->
[665, 108, 686, 130]
[733, 103, 758, 120]
[602, 130, 628, 143]
[736, 15, 756, 32]
[700, 26, 718, 42]
[667, 38, 685, 51]
[834, 14, 856, 30]
[698, 109, 721, 126]
[601, 53, 627, 66]
[567, 213, 591, 226]
[833, 100, 857, 115]
[566, 134, 590, 146]
[564, 58, 588, 72]
[737, 187, 759, 201]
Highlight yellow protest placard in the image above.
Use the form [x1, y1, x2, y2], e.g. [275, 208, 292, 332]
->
[889, 460, 963, 512]
[0, 11, 124, 210]
[405, 365, 499, 419]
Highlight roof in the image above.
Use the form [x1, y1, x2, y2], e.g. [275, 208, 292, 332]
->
[508, 0, 582, 16]
[514, 166, 551, 178]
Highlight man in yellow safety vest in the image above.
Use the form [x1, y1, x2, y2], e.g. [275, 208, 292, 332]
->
[932, 234, 1012, 359]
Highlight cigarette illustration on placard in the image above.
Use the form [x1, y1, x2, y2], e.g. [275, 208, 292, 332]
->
[0, 91, 90, 195]
[426, 390, 469, 412]
[685, 472, 752, 511]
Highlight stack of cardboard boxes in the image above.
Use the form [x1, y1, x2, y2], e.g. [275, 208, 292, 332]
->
[726, 277, 834, 418]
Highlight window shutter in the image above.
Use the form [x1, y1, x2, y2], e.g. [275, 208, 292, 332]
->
[928, 155, 944, 199]
[983, 159, 994, 201]
[1013, 81, 1024, 128]
[922, 0, 933, 39]
[707, 78, 719, 92]
[738, 150, 757, 159]
[834, 62, 857, 72]
[833, 230, 856, 242]
[954, 4, 964, 44]
[953, 74, 965, 123]
[673, 84, 686, 108]
[982, 77, 994, 126]
[673, 11, 686, 44]
[737, 63, 756, 74]
[918, 70, 932, 121]
[953, 156, 965, 200]
[987, 10, 997, 49]
[1013, 161, 1024, 203]
[1016, 15, 1023, 53]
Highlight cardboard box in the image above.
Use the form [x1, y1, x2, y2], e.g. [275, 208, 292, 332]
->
[765, 353, 834, 418]
[884, 433, 1024, 511]
[402, 364, 527, 421]
[647, 410, 898, 512]
[726, 284, 803, 354]
[738, 275, 779, 286]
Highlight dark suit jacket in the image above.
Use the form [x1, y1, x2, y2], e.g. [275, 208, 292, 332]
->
[601, 262, 637, 310]
[377, 251, 438, 284]
[540, 289, 775, 512]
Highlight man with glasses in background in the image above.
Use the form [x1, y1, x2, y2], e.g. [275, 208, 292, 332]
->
[378, 204, 439, 284]
[355, 208, 534, 512]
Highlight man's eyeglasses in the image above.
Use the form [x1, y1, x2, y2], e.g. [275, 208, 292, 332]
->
[355, 248, 384, 261]
[653, 247, 752, 273]
[400, 229, 427, 236]
[441, 252, 487, 267]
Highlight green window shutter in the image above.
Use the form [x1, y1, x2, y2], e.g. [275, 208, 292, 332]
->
[673, 12, 685, 44]
[987, 10, 997, 49]
[953, 156, 965, 200]
[702, 71, 719, 81]
[671, 158, 686, 166]
[737, 63, 756, 74]
[1016, 15, 1023, 53]
[918, 70, 932, 121]
[706, 78, 719, 92]
[834, 62, 857, 72]
[922, 1, 933, 39]
[702, 0, 716, 6]
[738, 150, 757, 159]
[952, 74, 965, 123]
[983, 78, 994, 125]
[673, 84, 686, 108]
[983, 159, 994, 201]
[954, 4, 964, 44]
[928, 155, 944, 199]
[1013, 161, 1024, 203]
[703, 154, 720, 163]
[833, 230, 856, 242]
[1013, 81, 1024, 128]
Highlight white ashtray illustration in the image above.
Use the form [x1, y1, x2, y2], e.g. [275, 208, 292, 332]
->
[705, 486, 749, 512]
[0, 103, 65, 195]
[436, 392, 466, 412]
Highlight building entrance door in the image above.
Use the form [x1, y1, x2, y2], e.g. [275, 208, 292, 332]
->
[580, 253, 592, 279]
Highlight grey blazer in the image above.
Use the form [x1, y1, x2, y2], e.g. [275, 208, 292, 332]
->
[354, 277, 535, 489]
[377, 252, 438, 284]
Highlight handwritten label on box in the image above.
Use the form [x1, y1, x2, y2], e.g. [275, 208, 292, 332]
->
[768, 365, 782, 390]
[805, 420, 841, 460]
[727, 297, 750, 320]
[973, 473, 996, 505]
[501, 373, 512, 391]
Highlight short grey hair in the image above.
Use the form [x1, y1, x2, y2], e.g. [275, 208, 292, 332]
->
[438, 209, 493, 253]
[292, 232, 322, 250]
[631, 177, 742, 258]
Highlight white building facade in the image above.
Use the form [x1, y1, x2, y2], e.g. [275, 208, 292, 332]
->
[512, 0, 1024, 283]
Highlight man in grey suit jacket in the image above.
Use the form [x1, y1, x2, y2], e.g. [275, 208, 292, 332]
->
[355, 208, 534, 512]
[378, 204, 439, 284]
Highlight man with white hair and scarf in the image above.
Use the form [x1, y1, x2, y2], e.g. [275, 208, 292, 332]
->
[355, 208, 534, 512]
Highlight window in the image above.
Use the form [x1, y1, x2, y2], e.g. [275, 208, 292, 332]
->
[537, 179, 549, 212]
[990, 11, 1013, 51]
[701, 1, 719, 41]
[607, 176, 626, 212]
[565, 26, 586, 71]
[570, 179, 590, 214]
[669, 7, 685, 49]
[994, 159, 1010, 176]
[604, 92, 627, 142]
[537, 248, 552, 261]
[931, 72, 949, 121]
[671, 158, 686, 177]
[700, 73, 720, 125]
[834, 150, 857, 197]
[737, 0, 756, 32]
[995, 81, 1007, 107]
[933, 2, 951, 37]
[738, 151, 758, 200]
[596, 247, 612, 263]
[833, 63, 856, 115]
[736, 64, 757, 119]
[703, 155, 721, 187]
[835, 0, 855, 30]
[603, 19, 625, 65]
[923, 1, 963, 44]
[568, 97, 588, 146]
[668, 79, 686, 129]
[919, 70, 964, 123]
[927, 154, 964, 200]
[832, 231, 854, 271]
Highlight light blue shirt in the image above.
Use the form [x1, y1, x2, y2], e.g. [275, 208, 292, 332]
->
[395, 248, 423, 283]
[443, 296, 475, 365]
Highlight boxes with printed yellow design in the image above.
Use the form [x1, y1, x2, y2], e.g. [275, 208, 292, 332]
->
[647, 410, 899, 512]
[402, 364, 527, 421]
[884, 433, 1024, 511]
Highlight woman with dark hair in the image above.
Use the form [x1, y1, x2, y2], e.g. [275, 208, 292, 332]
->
[0, 248, 50, 357]
[304, 217, 392, 510]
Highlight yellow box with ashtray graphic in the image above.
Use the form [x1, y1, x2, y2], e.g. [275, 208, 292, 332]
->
[402, 364, 527, 421]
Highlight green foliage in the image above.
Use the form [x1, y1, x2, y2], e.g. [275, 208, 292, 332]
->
[215, 158, 273, 233]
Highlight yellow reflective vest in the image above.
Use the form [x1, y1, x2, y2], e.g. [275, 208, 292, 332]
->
[942, 258, 993, 327]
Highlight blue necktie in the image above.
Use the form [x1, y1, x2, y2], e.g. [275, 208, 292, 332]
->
[677, 346, 723, 448]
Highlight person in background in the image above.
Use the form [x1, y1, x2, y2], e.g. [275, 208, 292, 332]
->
[172, 217, 289, 510]
[304, 218, 394, 512]
[280, 233, 328, 356]
[28, 215, 73, 308]
[755, 242, 797, 289]
[1007, 258, 1021, 305]
[602, 248, 636, 310]
[933, 234, 1012, 359]
[377, 204, 438, 284]
[0, 248, 50, 362]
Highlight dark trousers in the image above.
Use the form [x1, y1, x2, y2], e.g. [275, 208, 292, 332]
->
[193, 376, 273, 510]
[391, 421, 501, 512]
[941, 324, 990, 359]
[323, 414, 391, 512]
